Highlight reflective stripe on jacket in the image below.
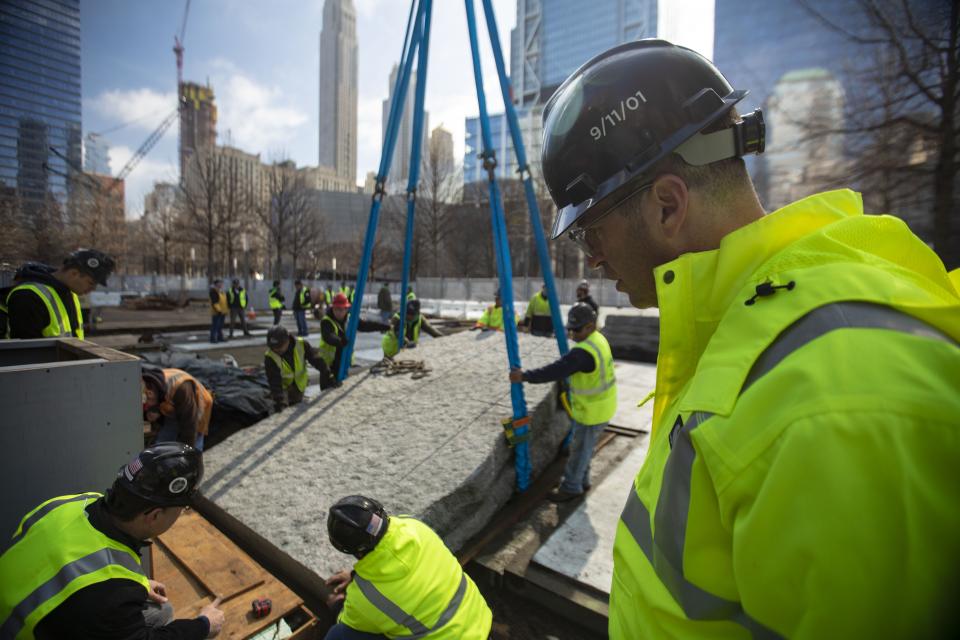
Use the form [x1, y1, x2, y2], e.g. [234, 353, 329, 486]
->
[268, 287, 283, 309]
[339, 516, 492, 639]
[7, 283, 84, 340]
[382, 313, 422, 358]
[0, 494, 150, 639]
[609, 190, 960, 639]
[159, 368, 214, 436]
[569, 330, 617, 425]
[264, 338, 308, 392]
[227, 289, 247, 308]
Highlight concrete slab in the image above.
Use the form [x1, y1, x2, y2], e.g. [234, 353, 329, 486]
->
[201, 331, 571, 579]
[531, 426, 652, 593]
[609, 361, 657, 432]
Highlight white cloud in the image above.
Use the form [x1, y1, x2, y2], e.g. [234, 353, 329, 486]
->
[212, 71, 309, 159]
[88, 88, 178, 133]
[109, 145, 178, 218]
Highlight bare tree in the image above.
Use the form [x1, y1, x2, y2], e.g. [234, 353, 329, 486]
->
[256, 161, 302, 279]
[418, 136, 462, 275]
[179, 149, 225, 281]
[799, 0, 959, 266]
[288, 186, 322, 278]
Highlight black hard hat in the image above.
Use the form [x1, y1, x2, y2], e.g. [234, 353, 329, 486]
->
[566, 302, 597, 331]
[405, 299, 421, 315]
[267, 325, 290, 348]
[542, 39, 765, 239]
[113, 443, 204, 507]
[63, 249, 115, 286]
[327, 495, 389, 556]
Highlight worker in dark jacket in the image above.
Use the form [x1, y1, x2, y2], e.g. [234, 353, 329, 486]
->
[226, 279, 250, 338]
[5, 249, 114, 340]
[264, 325, 337, 412]
[576, 280, 599, 314]
[319, 293, 388, 385]
[377, 283, 393, 323]
[292, 279, 311, 337]
[142, 366, 214, 451]
[0, 443, 225, 639]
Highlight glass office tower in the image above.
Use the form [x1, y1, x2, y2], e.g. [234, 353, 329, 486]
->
[0, 0, 82, 234]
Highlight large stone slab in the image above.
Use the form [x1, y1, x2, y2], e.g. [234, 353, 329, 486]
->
[201, 331, 569, 578]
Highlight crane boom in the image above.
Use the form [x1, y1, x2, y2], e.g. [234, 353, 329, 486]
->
[111, 108, 179, 188]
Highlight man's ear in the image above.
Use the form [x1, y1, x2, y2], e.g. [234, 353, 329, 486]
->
[647, 174, 690, 247]
[143, 506, 164, 524]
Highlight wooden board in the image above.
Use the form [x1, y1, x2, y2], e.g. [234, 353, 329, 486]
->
[152, 509, 311, 640]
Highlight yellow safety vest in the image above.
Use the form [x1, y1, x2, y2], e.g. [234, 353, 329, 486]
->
[297, 288, 311, 308]
[268, 287, 283, 310]
[525, 291, 551, 319]
[407, 290, 416, 301]
[476, 305, 512, 331]
[211, 290, 228, 315]
[568, 330, 617, 425]
[7, 283, 84, 340]
[159, 368, 214, 436]
[610, 190, 960, 639]
[0, 493, 150, 639]
[319, 315, 353, 368]
[226, 289, 247, 308]
[339, 516, 492, 639]
[382, 313, 422, 358]
[264, 338, 308, 393]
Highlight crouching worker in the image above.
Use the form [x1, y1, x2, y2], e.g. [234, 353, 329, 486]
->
[509, 303, 617, 502]
[265, 325, 337, 413]
[143, 365, 214, 451]
[0, 443, 225, 639]
[381, 299, 444, 359]
[324, 496, 492, 640]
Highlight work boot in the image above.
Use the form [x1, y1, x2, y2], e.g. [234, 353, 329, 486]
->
[548, 488, 583, 503]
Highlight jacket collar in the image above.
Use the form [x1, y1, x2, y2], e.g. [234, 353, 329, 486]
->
[649, 189, 864, 432]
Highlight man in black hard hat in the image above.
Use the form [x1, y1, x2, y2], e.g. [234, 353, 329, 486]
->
[4, 249, 115, 340]
[323, 495, 492, 639]
[264, 324, 337, 413]
[575, 280, 598, 314]
[381, 298, 444, 359]
[0, 443, 225, 639]
[509, 303, 616, 502]
[542, 39, 960, 638]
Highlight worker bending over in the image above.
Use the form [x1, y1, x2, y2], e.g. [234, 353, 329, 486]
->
[519, 282, 553, 336]
[319, 293, 388, 384]
[265, 325, 337, 412]
[142, 366, 214, 451]
[324, 496, 492, 639]
[381, 299, 443, 358]
[0, 443, 225, 639]
[471, 290, 517, 332]
[510, 303, 616, 501]
[4, 249, 114, 340]
[542, 38, 960, 637]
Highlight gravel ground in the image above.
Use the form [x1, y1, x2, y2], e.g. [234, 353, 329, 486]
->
[201, 331, 570, 578]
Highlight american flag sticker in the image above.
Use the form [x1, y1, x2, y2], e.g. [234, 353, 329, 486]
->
[123, 456, 143, 481]
[366, 513, 383, 537]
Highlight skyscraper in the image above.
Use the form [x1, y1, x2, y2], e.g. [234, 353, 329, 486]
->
[319, 0, 358, 186]
[510, 0, 658, 109]
[179, 81, 217, 183]
[381, 64, 428, 192]
[0, 0, 82, 245]
[84, 132, 111, 175]
[429, 125, 454, 177]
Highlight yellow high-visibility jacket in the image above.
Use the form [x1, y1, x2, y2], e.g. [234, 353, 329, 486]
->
[610, 190, 960, 639]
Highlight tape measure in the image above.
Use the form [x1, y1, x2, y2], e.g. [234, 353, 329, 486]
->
[251, 597, 272, 619]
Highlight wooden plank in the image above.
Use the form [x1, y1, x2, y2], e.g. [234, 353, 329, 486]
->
[158, 510, 262, 600]
[152, 509, 311, 640]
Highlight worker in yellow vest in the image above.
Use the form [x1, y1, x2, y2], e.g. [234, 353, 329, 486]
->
[208, 279, 228, 343]
[510, 303, 616, 501]
[319, 293, 389, 384]
[381, 299, 444, 358]
[541, 39, 960, 638]
[520, 282, 553, 336]
[471, 289, 517, 332]
[324, 495, 492, 639]
[268, 280, 285, 325]
[4, 249, 114, 340]
[142, 366, 214, 451]
[264, 325, 337, 412]
[0, 443, 225, 639]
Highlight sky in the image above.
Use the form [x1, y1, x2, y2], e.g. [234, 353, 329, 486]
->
[81, 0, 712, 217]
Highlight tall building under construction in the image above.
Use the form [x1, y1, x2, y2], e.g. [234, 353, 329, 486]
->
[179, 81, 217, 182]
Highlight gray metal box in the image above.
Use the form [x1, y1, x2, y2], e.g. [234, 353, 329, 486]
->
[0, 338, 141, 537]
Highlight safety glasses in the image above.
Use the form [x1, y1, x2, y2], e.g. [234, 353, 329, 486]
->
[566, 182, 653, 257]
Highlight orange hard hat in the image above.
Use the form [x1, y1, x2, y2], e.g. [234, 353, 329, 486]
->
[332, 292, 351, 309]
